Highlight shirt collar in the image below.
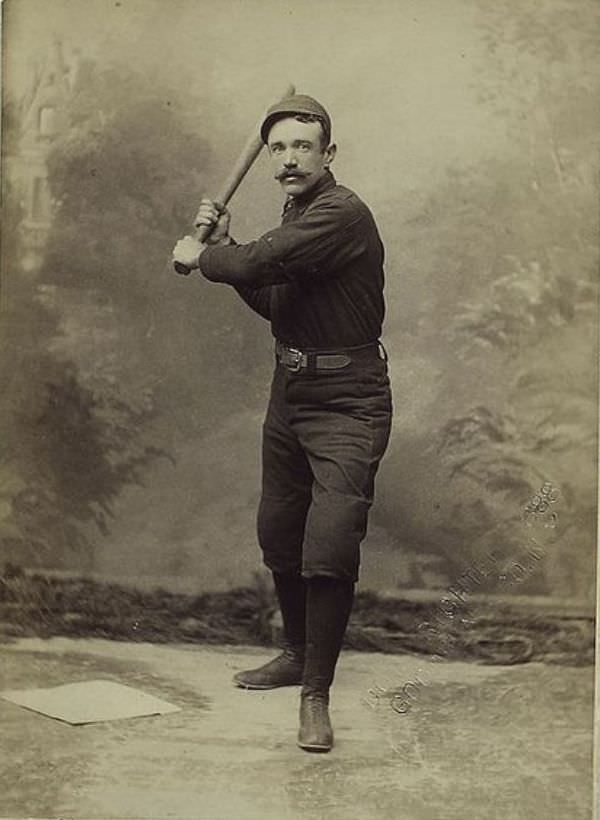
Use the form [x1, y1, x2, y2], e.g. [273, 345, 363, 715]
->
[282, 169, 337, 215]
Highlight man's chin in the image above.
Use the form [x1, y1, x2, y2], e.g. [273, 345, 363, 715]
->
[279, 176, 312, 196]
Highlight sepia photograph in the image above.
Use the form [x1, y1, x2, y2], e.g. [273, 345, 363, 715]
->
[0, 1, 598, 818]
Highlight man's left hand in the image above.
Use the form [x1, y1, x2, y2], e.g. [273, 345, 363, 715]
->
[172, 236, 206, 270]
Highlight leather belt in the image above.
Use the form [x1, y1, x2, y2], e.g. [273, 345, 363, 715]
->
[275, 340, 384, 372]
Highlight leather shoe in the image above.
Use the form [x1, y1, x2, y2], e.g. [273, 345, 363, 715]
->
[297, 691, 333, 752]
[233, 648, 304, 689]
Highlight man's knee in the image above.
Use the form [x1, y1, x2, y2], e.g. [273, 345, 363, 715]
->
[257, 495, 309, 574]
[258, 496, 308, 542]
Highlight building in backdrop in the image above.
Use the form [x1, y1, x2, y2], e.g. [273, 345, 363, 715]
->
[6, 40, 79, 274]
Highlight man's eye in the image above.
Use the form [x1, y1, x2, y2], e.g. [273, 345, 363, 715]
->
[271, 145, 284, 154]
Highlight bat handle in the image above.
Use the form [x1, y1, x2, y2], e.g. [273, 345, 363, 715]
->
[173, 223, 214, 276]
[174, 260, 192, 276]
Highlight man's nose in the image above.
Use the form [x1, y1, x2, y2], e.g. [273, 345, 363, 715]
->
[283, 150, 298, 167]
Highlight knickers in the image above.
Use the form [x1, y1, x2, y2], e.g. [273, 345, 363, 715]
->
[257, 355, 392, 582]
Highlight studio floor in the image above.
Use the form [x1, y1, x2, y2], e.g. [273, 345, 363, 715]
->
[0, 638, 594, 820]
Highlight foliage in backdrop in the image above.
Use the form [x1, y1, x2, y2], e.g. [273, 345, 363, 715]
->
[1, 0, 597, 601]
[370, 0, 598, 600]
[1, 61, 266, 570]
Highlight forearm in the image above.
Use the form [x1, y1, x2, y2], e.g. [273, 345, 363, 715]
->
[199, 234, 278, 308]
[196, 193, 365, 286]
[199, 238, 285, 287]
[199, 236, 272, 318]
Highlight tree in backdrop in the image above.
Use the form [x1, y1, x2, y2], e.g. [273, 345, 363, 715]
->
[1, 57, 265, 570]
[435, 2, 597, 598]
[371, 0, 598, 600]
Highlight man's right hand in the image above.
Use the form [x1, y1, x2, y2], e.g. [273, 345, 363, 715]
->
[195, 198, 232, 245]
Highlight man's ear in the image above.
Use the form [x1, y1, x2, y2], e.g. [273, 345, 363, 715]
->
[324, 143, 337, 168]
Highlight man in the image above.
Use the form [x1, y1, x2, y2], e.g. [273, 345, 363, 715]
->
[173, 94, 392, 753]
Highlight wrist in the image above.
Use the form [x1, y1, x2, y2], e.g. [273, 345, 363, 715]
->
[193, 243, 207, 269]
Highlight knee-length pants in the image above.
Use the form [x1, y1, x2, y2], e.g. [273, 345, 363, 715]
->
[257, 355, 393, 582]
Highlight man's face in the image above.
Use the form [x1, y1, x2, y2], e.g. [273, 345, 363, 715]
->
[267, 117, 335, 198]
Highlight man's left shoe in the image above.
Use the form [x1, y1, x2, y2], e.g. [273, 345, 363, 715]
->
[297, 691, 333, 752]
[232, 647, 304, 689]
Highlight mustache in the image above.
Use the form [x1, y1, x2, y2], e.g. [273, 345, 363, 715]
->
[275, 170, 309, 180]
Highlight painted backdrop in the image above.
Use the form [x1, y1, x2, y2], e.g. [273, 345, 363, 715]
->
[1, 0, 598, 603]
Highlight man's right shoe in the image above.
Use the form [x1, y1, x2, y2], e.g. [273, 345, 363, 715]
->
[233, 648, 304, 689]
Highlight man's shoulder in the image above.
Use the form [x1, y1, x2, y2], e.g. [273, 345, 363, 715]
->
[309, 181, 372, 220]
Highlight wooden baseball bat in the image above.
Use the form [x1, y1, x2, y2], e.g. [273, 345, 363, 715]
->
[174, 82, 295, 275]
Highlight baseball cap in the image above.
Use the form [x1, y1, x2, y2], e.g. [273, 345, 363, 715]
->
[260, 94, 331, 145]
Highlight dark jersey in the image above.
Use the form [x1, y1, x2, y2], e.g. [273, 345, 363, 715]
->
[198, 171, 385, 350]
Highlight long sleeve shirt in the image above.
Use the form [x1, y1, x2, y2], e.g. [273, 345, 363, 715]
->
[198, 170, 385, 350]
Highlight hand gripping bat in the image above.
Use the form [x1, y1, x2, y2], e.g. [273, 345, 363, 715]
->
[173, 83, 296, 275]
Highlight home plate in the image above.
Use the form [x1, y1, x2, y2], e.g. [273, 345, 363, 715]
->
[0, 679, 181, 724]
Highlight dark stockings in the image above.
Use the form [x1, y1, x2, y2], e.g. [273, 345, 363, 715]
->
[272, 571, 306, 652]
[302, 575, 355, 696]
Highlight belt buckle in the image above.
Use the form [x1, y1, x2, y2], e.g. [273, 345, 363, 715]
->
[285, 347, 303, 372]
